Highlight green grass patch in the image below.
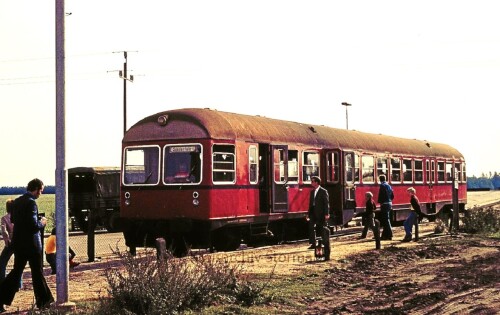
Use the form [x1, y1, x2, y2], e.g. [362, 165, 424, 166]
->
[0, 194, 55, 231]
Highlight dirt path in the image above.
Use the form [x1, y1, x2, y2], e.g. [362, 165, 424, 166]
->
[2, 194, 499, 314]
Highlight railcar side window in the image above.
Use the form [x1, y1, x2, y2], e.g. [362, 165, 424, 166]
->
[164, 144, 202, 185]
[361, 155, 375, 183]
[414, 160, 423, 183]
[345, 152, 360, 183]
[437, 161, 445, 183]
[390, 157, 401, 183]
[326, 151, 339, 182]
[123, 146, 160, 185]
[249, 146, 258, 184]
[303, 151, 319, 182]
[446, 162, 453, 182]
[288, 150, 299, 183]
[213, 144, 236, 183]
[377, 157, 389, 180]
[403, 158, 413, 183]
[462, 163, 467, 182]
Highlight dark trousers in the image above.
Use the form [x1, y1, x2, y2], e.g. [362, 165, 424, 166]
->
[380, 203, 393, 239]
[0, 250, 53, 309]
[308, 217, 327, 245]
[360, 214, 381, 239]
[308, 218, 331, 259]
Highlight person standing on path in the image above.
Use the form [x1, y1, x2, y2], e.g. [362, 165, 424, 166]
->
[403, 187, 429, 242]
[377, 174, 394, 240]
[306, 176, 331, 260]
[359, 192, 381, 240]
[0, 178, 54, 313]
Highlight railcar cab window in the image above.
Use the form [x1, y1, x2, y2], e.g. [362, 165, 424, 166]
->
[164, 144, 202, 185]
[391, 157, 401, 183]
[326, 151, 340, 183]
[123, 146, 160, 185]
[345, 152, 360, 183]
[249, 146, 258, 184]
[302, 151, 319, 182]
[361, 155, 375, 183]
[213, 144, 236, 184]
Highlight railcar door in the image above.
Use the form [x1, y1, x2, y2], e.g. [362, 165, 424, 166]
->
[271, 145, 289, 213]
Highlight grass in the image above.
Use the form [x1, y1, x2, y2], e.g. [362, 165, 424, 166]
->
[0, 194, 56, 232]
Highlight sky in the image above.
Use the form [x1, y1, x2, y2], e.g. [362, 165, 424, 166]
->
[1, 0, 499, 187]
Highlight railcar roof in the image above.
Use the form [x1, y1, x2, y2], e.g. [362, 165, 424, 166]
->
[124, 108, 464, 160]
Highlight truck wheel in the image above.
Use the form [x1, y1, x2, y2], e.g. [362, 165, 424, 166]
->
[77, 213, 89, 233]
[105, 212, 121, 233]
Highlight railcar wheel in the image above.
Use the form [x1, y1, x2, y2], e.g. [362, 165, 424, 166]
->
[170, 235, 189, 257]
[213, 229, 241, 252]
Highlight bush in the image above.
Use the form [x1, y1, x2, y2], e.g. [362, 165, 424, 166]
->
[462, 205, 500, 235]
[95, 249, 267, 314]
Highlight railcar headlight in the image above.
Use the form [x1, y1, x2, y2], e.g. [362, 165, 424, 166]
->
[192, 191, 199, 206]
[124, 191, 131, 206]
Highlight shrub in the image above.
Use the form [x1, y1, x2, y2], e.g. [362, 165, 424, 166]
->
[95, 248, 267, 314]
[462, 205, 500, 235]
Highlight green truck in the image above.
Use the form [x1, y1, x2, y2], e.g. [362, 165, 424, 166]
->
[68, 166, 121, 233]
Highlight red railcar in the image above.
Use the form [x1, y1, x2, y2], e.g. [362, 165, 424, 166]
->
[120, 108, 466, 255]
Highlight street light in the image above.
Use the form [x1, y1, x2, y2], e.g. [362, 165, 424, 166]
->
[341, 102, 352, 130]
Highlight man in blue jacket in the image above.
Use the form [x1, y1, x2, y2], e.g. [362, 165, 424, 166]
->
[377, 174, 394, 240]
[0, 178, 54, 312]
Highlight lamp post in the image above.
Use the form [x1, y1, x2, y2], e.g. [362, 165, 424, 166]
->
[341, 102, 352, 130]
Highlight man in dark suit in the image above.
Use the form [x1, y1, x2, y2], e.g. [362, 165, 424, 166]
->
[307, 176, 331, 260]
[0, 178, 54, 313]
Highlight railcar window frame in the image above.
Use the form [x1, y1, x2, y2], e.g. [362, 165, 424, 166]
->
[123, 145, 161, 186]
[249, 145, 258, 184]
[376, 157, 389, 182]
[212, 144, 236, 184]
[402, 158, 413, 183]
[361, 154, 375, 183]
[446, 161, 453, 183]
[345, 152, 360, 184]
[326, 151, 340, 183]
[163, 143, 203, 185]
[288, 149, 299, 183]
[437, 160, 445, 183]
[414, 159, 423, 183]
[302, 150, 320, 183]
[390, 157, 401, 184]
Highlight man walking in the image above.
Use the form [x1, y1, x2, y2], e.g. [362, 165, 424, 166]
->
[0, 178, 54, 312]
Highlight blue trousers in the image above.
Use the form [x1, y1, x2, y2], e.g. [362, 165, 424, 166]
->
[404, 212, 417, 239]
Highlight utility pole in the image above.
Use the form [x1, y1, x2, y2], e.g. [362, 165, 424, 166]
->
[113, 51, 136, 135]
[341, 102, 352, 130]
